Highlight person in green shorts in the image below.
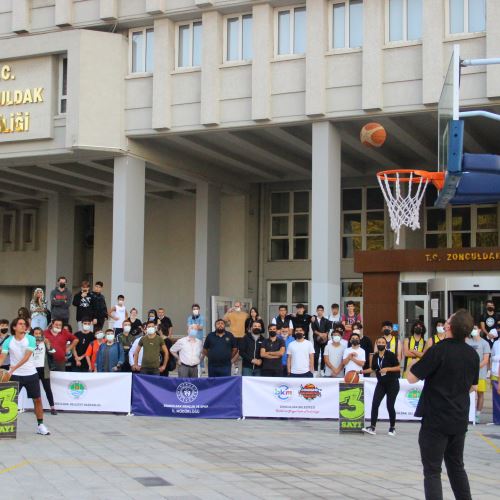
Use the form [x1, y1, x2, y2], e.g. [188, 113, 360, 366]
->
[132, 321, 169, 375]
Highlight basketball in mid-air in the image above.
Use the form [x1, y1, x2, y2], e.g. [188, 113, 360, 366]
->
[0, 368, 11, 383]
[344, 370, 360, 384]
[360, 122, 386, 148]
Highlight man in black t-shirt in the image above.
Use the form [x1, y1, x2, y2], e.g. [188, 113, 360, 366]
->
[408, 309, 479, 500]
[260, 324, 286, 377]
[479, 300, 500, 347]
[203, 319, 238, 377]
[72, 317, 95, 372]
[290, 304, 313, 340]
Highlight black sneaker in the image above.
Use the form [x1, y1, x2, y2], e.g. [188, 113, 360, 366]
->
[362, 426, 376, 435]
[388, 427, 396, 436]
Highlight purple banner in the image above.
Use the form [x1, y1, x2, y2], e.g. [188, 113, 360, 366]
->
[132, 375, 242, 418]
[493, 381, 500, 425]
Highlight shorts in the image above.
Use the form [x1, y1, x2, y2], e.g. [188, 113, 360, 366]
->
[477, 379, 487, 392]
[10, 373, 41, 399]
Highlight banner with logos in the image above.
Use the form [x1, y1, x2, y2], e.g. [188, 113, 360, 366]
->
[242, 377, 340, 418]
[0, 382, 19, 439]
[132, 375, 242, 418]
[19, 372, 132, 413]
[339, 383, 364, 432]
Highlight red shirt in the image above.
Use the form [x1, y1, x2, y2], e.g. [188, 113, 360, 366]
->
[44, 328, 77, 362]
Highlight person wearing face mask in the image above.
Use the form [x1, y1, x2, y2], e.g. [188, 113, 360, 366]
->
[91, 281, 108, 330]
[278, 326, 295, 376]
[311, 305, 331, 375]
[96, 329, 124, 372]
[466, 324, 490, 423]
[287, 326, 315, 377]
[85, 330, 106, 372]
[72, 317, 95, 372]
[187, 303, 205, 341]
[0, 318, 11, 370]
[424, 319, 446, 353]
[323, 330, 347, 378]
[239, 321, 265, 376]
[170, 326, 204, 378]
[223, 301, 249, 339]
[146, 308, 159, 325]
[109, 294, 128, 337]
[362, 336, 401, 436]
[379, 321, 403, 363]
[132, 322, 169, 375]
[480, 300, 500, 348]
[32, 327, 57, 415]
[260, 325, 286, 377]
[349, 322, 372, 370]
[49, 276, 72, 325]
[44, 319, 78, 371]
[203, 319, 238, 377]
[118, 319, 133, 372]
[403, 321, 426, 378]
[72, 280, 94, 332]
[342, 332, 366, 376]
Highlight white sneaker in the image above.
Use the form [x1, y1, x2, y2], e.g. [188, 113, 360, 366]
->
[37, 423, 50, 435]
[388, 427, 396, 436]
[362, 426, 376, 435]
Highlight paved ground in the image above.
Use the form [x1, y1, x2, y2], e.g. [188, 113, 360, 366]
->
[1, 405, 499, 500]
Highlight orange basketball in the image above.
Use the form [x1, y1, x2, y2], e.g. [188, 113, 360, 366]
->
[0, 368, 11, 383]
[360, 122, 386, 148]
[344, 370, 360, 384]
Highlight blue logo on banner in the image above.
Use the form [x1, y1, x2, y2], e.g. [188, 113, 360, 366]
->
[274, 385, 292, 401]
[176, 382, 199, 403]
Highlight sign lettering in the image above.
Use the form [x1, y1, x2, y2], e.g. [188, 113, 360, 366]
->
[339, 383, 365, 433]
[0, 382, 19, 439]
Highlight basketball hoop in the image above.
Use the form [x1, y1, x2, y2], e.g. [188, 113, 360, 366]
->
[376, 169, 445, 245]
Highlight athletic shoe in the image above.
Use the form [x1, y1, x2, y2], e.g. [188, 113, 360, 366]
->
[50, 408, 58, 416]
[388, 427, 396, 436]
[362, 426, 376, 435]
[36, 423, 50, 435]
[475, 414, 481, 424]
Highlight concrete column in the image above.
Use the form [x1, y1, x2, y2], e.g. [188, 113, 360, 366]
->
[486, 0, 500, 98]
[111, 157, 145, 315]
[252, 3, 273, 121]
[12, 0, 30, 34]
[422, 0, 444, 104]
[45, 194, 75, 294]
[99, 0, 118, 21]
[55, 0, 73, 27]
[152, 17, 175, 130]
[362, 0, 384, 110]
[201, 11, 222, 126]
[194, 183, 220, 329]
[306, 0, 327, 117]
[146, 0, 166, 15]
[311, 122, 341, 309]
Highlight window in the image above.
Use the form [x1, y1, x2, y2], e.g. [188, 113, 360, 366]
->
[225, 14, 253, 62]
[276, 6, 306, 56]
[177, 21, 202, 68]
[267, 280, 310, 323]
[1, 210, 16, 251]
[270, 191, 310, 260]
[341, 280, 363, 318]
[59, 56, 67, 114]
[448, 0, 486, 35]
[387, 0, 423, 42]
[425, 186, 499, 248]
[331, 0, 363, 50]
[130, 27, 154, 74]
[21, 209, 36, 251]
[342, 187, 386, 258]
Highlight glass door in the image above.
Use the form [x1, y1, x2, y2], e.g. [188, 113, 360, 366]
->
[401, 297, 428, 340]
[267, 280, 310, 324]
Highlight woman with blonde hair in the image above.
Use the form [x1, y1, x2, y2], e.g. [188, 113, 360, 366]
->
[30, 287, 49, 330]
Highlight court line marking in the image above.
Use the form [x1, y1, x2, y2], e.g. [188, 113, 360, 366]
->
[476, 432, 500, 453]
[0, 460, 30, 475]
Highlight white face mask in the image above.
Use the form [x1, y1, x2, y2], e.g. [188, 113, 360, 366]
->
[147, 327, 156, 335]
[106, 334, 115, 342]
[96, 332, 104, 340]
[52, 327, 61, 334]
[148, 316, 155, 321]
[332, 335, 341, 343]
[235, 307, 241, 312]
[436, 326, 445, 334]
[82, 324, 91, 332]
[471, 329, 479, 337]
[192, 309, 200, 316]
[123, 326, 131, 333]
[118, 301, 124, 306]
[188, 330, 198, 337]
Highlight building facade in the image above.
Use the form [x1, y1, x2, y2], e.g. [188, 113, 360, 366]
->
[0, 0, 499, 338]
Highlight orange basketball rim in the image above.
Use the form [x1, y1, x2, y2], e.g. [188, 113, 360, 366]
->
[376, 169, 445, 190]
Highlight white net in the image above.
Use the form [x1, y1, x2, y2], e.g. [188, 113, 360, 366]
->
[377, 172, 430, 245]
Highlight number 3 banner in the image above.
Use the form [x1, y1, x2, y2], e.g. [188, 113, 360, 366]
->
[0, 382, 19, 439]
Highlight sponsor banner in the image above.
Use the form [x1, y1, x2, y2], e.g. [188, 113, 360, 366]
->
[20, 372, 132, 413]
[132, 375, 242, 418]
[0, 382, 19, 439]
[339, 383, 364, 432]
[242, 377, 340, 418]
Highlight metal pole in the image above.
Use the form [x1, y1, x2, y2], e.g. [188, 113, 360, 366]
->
[459, 110, 500, 122]
[461, 57, 500, 66]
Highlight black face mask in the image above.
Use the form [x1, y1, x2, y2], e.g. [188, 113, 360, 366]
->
[295, 333, 304, 340]
[59, 283, 66, 289]
[351, 339, 360, 346]
[383, 328, 391, 335]
[252, 328, 261, 335]
[414, 328, 422, 335]
[377, 344, 385, 352]
[269, 331, 277, 337]
[487, 307, 495, 312]
[0, 328, 8, 334]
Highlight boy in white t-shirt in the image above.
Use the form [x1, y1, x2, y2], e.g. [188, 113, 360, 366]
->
[342, 332, 366, 374]
[286, 327, 315, 377]
[324, 331, 347, 377]
[0, 318, 50, 435]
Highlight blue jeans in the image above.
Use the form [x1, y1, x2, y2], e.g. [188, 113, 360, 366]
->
[242, 367, 261, 376]
[208, 364, 231, 377]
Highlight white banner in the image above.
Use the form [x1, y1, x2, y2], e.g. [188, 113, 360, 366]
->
[19, 372, 132, 413]
[243, 377, 476, 422]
